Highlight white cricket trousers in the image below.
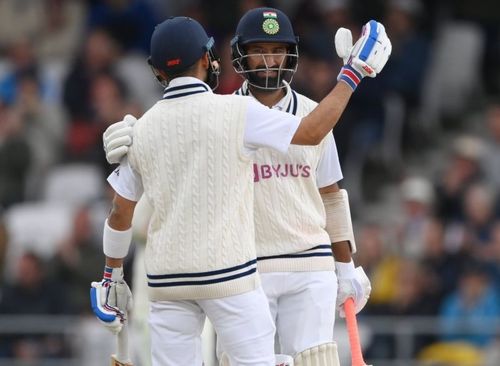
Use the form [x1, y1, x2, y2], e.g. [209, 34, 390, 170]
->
[149, 286, 276, 366]
[261, 271, 338, 356]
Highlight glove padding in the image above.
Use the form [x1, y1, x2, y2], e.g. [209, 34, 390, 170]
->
[335, 20, 392, 82]
[90, 268, 133, 334]
[103, 114, 136, 164]
[336, 265, 371, 318]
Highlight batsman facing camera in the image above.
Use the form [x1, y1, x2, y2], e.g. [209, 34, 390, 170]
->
[231, 7, 299, 90]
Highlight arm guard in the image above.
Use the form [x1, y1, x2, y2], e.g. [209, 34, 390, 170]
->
[321, 189, 356, 253]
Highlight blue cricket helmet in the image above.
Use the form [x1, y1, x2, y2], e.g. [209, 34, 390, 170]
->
[231, 7, 299, 90]
[233, 7, 298, 46]
[149, 16, 220, 88]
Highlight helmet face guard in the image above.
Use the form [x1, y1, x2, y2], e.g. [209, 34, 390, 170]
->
[231, 8, 299, 91]
[231, 40, 298, 90]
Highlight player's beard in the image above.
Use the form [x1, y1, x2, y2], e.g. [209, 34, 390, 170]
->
[247, 66, 282, 91]
[246, 66, 296, 91]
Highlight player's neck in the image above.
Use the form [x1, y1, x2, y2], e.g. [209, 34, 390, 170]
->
[249, 86, 286, 108]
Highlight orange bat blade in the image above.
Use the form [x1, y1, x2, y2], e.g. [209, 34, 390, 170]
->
[344, 298, 372, 366]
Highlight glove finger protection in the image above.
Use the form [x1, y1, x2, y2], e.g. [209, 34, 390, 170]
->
[90, 280, 125, 334]
[334, 27, 353, 64]
[360, 23, 391, 75]
[336, 20, 392, 89]
[108, 281, 134, 313]
[90, 267, 133, 334]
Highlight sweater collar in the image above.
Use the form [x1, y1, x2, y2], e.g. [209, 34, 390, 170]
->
[163, 77, 211, 99]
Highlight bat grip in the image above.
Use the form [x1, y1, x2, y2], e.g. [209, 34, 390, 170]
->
[116, 324, 130, 363]
[345, 298, 367, 366]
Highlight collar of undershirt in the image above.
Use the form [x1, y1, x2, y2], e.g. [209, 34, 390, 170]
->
[234, 81, 298, 115]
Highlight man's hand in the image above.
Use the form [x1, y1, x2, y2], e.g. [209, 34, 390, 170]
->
[90, 266, 133, 334]
[335, 20, 392, 90]
[336, 262, 371, 317]
[103, 114, 136, 164]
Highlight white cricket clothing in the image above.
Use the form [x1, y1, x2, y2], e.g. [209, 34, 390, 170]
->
[261, 271, 337, 356]
[108, 77, 301, 202]
[149, 286, 275, 366]
[235, 81, 343, 273]
[111, 77, 302, 301]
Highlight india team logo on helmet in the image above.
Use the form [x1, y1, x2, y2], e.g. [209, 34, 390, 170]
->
[262, 12, 280, 35]
[231, 7, 299, 90]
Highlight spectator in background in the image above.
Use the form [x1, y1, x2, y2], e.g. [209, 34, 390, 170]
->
[435, 135, 485, 223]
[0, 1, 45, 53]
[48, 206, 104, 313]
[383, 0, 430, 106]
[0, 0, 85, 62]
[63, 29, 140, 167]
[87, 0, 157, 54]
[63, 29, 120, 121]
[440, 262, 500, 348]
[35, 0, 86, 63]
[482, 222, 500, 295]
[66, 72, 140, 170]
[420, 218, 468, 303]
[462, 183, 497, 250]
[0, 38, 50, 105]
[354, 222, 387, 277]
[0, 252, 71, 359]
[11, 72, 65, 199]
[482, 99, 500, 190]
[294, 31, 338, 102]
[0, 210, 7, 286]
[0, 103, 31, 208]
[396, 176, 435, 259]
[366, 259, 437, 359]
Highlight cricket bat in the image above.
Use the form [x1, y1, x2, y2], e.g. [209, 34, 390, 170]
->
[111, 323, 133, 366]
[344, 298, 372, 366]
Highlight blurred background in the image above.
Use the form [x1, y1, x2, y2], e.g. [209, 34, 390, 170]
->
[0, 0, 499, 365]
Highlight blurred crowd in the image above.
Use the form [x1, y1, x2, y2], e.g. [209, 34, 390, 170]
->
[0, 0, 499, 364]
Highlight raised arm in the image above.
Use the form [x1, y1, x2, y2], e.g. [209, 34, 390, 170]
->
[292, 20, 392, 145]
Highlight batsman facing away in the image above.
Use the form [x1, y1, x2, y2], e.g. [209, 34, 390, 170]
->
[92, 9, 391, 366]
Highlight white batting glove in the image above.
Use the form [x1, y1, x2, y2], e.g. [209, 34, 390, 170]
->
[335, 20, 392, 90]
[103, 114, 136, 164]
[335, 261, 371, 317]
[90, 266, 133, 334]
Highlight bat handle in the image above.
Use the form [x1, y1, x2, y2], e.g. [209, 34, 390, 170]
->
[345, 298, 368, 366]
[116, 323, 131, 363]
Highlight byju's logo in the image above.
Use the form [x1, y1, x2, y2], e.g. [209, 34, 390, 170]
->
[253, 163, 311, 182]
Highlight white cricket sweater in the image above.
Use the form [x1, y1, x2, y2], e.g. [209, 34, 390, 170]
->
[235, 82, 340, 273]
[128, 83, 259, 301]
